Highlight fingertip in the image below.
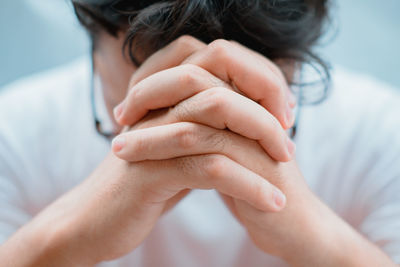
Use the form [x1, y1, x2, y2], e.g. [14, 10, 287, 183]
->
[111, 135, 126, 154]
[272, 188, 286, 211]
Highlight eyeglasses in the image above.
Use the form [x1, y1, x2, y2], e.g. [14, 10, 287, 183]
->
[90, 54, 117, 140]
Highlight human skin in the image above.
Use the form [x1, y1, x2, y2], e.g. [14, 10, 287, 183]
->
[111, 36, 396, 266]
[0, 34, 396, 266]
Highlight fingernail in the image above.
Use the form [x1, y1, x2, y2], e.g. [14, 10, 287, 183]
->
[285, 102, 295, 128]
[113, 102, 125, 121]
[112, 135, 126, 153]
[273, 188, 286, 210]
[286, 136, 296, 157]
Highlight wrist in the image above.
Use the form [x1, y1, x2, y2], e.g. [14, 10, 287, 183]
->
[281, 194, 394, 267]
[278, 196, 344, 266]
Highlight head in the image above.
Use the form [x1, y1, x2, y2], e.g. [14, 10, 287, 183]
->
[72, 0, 330, 112]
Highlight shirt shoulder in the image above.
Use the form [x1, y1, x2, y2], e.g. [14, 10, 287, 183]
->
[297, 66, 400, 169]
[0, 57, 91, 121]
[0, 57, 107, 212]
[296, 66, 400, 214]
[0, 57, 92, 163]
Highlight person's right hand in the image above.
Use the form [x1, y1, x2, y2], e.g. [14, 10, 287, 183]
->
[0, 149, 287, 267]
[0, 143, 286, 267]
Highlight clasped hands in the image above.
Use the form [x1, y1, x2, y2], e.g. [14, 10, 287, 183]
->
[110, 36, 318, 260]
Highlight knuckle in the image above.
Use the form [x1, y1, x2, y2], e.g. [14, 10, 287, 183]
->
[175, 35, 198, 50]
[178, 64, 204, 87]
[127, 84, 141, 101]
[208, 39, 231, 58]
[202, 87, 229, 114]
[175, 123, 198, 149]
[202, 154, 229, 180]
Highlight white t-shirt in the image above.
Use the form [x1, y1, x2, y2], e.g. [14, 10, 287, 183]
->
[0, 57, 399, 266]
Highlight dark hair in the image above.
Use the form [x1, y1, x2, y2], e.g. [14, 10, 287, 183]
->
[73, 0, 331, 104]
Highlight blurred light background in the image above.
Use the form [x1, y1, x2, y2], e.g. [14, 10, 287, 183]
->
[0, 0, 399, 89]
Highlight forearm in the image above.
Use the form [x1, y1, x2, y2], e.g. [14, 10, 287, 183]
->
[282, 196, 396, 267]
[0, 219, 89, 267]
[0, 153, 169, 267]
[0, 185, 96, 267]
